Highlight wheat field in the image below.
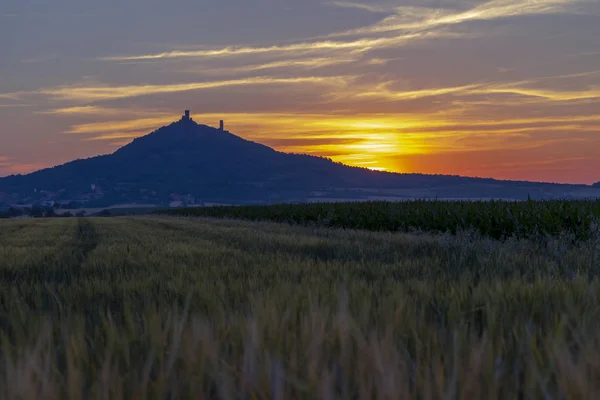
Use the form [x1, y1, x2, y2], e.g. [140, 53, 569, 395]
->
[1, 215, 600, 399]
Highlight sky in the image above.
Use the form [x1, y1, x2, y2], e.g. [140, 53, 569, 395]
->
[1, 0, 599, 184]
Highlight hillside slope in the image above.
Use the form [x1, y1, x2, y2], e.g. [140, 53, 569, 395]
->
[1, 116, 598, 205]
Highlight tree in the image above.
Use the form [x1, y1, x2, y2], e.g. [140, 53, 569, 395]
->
[98, 209, 112, 217]
[67, 201, 81, 209]
[29, 207, 43, 218]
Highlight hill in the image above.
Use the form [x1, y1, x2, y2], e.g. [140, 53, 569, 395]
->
[1, 111, 599, 207]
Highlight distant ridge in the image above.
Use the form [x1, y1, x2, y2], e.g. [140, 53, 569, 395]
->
[1, 111, 599, 207]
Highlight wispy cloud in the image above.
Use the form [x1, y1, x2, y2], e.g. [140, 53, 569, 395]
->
[38, 106, 117, 115]
[328, 0, 593, 38]
[472, 85, 600, 101]
[181, 56, 360, 75]
[335, 77, 600, 103]
[36, 76, 350, 101]
[0, 94, 21, 100]
[99, 39, 375, 61]
[327, 1, 397, 13]
[37, 105, 173, 117]
[66, 117, 176, 134]
[84, 132, 150, 141]
[0, 104, 30, 108]
[352, 83, 484, 100]
[96, 0, 592, 69]
[98, 31, 461, 63]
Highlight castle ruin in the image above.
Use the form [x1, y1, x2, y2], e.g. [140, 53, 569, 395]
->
[180, 110, 224, 130]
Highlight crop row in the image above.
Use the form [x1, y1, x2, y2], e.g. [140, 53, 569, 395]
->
[163, 199, 600, 240]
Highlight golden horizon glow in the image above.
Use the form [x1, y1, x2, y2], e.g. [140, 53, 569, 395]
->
[33, 107, 595, 176]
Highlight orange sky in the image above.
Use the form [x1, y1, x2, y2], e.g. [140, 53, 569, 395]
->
[1, 0, 599, 184]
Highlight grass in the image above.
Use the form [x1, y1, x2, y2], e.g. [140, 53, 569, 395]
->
[1, 215, 600, 398]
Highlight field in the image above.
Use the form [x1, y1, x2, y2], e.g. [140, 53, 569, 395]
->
[163, 199, 600, 240]
[1, 208, 600, 398]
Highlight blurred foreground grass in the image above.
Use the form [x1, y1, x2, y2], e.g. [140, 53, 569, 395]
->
[1, 216, 600, 399]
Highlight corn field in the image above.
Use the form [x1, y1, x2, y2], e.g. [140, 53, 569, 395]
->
[163, 199, 600, 240]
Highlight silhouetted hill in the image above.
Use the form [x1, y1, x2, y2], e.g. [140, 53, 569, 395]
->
[1, 115, 599, 206]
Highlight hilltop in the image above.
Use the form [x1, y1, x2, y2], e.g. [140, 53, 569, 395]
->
[0, 111, 599, 207]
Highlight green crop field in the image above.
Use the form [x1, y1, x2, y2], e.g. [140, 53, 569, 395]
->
[162, 199, 600, 240]
[1, 213, 600, 399]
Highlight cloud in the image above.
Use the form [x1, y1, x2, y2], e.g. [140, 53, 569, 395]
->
[98, 31, 462, 63]
[180, 56, 360, 75]
[84, 132, 149, 141]
[0, 94, 21, 100]
[327, 1, 397, 13]
[99, 39, 379, 62]
[95, 0, 592, 75]
[327, 0, 593, 38]
[352, 83, 484, 100]
[34, 76, 350, 102]
[332, 74, 600, 104]
[0, 104, 30, 108]
[38, 106, 119, 115]
[240, 137, 359, 147]
[471, 85, 600, 101]
[37, 105, 173, 117]
[66, 117, 176, 134]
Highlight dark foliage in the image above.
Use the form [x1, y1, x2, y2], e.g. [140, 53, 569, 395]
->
[0, 207, 23, 219]
[162, 199, 600, 240]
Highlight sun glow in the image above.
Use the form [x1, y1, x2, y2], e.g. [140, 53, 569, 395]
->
[368, 167, 388, 171]
[55, 110, 448, 174]
[39, 106, 600, 182]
